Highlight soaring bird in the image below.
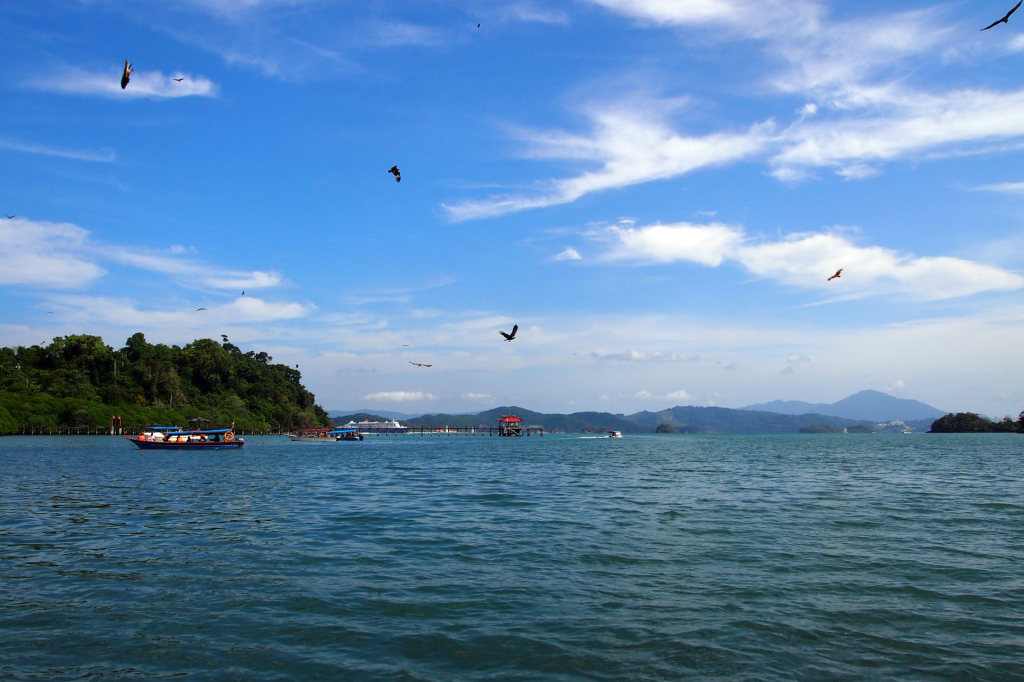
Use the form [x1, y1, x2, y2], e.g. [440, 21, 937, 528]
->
[196, 307, 208, 311]
[5, 214, 14, 219]
[499, 324, 518, 342]
[827, 268, 843, 281]
[241, 290, 245, 296]
[121, 59, 133, 89]
[173, 77, 184, 82]
[983, 0, 1022, 29]
[388, 165, 401, 182]
[409, 361, 432, 367]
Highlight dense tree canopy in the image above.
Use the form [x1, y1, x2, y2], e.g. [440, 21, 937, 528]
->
[929, 412, 1021, 433]
[0, 334, 331, 433]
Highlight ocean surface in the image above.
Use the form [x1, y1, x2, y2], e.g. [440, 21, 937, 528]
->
[1, 433, 1023, 681]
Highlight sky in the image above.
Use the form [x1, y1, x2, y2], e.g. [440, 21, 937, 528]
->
[4, 0, 1024, 418]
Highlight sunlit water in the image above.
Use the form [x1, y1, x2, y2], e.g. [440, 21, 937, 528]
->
[2, 433, 1023, 680]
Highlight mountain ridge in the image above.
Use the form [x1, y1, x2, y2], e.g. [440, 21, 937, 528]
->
[742, 389, 945, 422]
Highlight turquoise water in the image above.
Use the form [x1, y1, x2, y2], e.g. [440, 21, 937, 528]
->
[1, 433, 1023, 680]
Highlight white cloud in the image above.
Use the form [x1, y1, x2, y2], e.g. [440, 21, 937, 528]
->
[462, 392, 495, 401]
[107, 248, 284, 291]
[364, 391, 436, 402]
[499, 3, 570, 24]
[553, 247, 582, 261]
[443, 107, 772, 221]
[0, 219, 106, 288]
[635, 388, 692, 403]
[595, 350, 699, 363]
[32, 67, 217, 99]
[577, 220, 1024, 300]
[974, 181, 1024, 194]
[0, 138, 115, 162]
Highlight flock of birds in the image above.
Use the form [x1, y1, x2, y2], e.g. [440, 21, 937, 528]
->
[13, 7, 1018, 371]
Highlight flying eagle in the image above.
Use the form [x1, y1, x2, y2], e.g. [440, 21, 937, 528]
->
[121, 59, 133, 89]
[983, 0, 1022, 29]
[827, 268, 843, 281]
[499, 324, 518, 342]
[173, 77, 184, 82]
[388, 165, 401, 182]
[409, 361, 432, 367]
[196, 307, 207, 311]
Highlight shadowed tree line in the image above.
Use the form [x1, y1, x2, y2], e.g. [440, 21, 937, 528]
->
[929, 411, 1024, 433]
[0, 333, 331, 434]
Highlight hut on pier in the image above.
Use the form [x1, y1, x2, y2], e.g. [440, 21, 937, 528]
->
[498, 414, 523, 437]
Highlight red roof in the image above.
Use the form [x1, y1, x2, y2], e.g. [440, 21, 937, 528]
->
[498, 415, 523, 423]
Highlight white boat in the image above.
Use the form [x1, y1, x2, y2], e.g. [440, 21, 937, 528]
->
[607, 430, 623, 438]
[340, 418, 408, 435]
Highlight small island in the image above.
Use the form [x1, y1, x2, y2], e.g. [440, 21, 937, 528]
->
[928, 412, 1023, 433]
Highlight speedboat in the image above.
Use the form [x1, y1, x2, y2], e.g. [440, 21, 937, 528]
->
[127, 425, 244, 450]
[607, 430, 623, 438]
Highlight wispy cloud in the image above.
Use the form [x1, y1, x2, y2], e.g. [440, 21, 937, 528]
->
[107, 248, 283, 291]
[31, 67, 217, 98]
[0, 219, 106, 288]
[595, 350, 700, 363]
[973, 180, 1024, 194]
[553, 247, 582, 261]
[363, 390, 436, 402]
[0, 138, 115, 162]
[443, 106, 772, 220]
[571, 219, 1024, 301]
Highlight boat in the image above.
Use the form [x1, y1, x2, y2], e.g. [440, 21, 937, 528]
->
[287, 427, 363, 442]
[339, 418, 407, 435]
[126, 424, 244, 450]
[607, 430, 623, 438]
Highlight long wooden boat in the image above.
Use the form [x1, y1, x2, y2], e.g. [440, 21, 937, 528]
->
[126, 425, 244, 450]
[287, 427, 363, 442]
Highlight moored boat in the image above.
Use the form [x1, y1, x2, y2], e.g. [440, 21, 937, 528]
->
[126, 424, 244, 450]
[287, 427, 364, 442]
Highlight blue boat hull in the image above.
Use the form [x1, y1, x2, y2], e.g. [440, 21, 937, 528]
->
[128, 438, 244, 450]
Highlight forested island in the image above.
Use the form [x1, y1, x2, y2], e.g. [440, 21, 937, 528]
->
[0, 334, 331, 434]
[928, 412, 1024, 433]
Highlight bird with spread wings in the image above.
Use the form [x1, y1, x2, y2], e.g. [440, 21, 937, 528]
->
[499, 324, 518, 342]
[827, 268, 843, 281]
[409, 361, 432, 367]
[983, 0, 1022, 30]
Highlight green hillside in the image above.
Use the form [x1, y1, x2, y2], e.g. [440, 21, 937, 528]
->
[0, 333, 331, 434]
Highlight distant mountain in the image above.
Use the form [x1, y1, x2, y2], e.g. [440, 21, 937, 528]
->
[408, 406, 647, 434]
[329, 409, 423, 420]
[742, 390, 945, 422]
[625, 406, 870, 434]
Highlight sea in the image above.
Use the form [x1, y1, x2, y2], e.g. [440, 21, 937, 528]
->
[1, 433, 1022, 681]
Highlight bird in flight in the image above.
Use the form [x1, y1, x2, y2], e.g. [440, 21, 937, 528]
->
[983, 0, 1022, 29]
[827, 268, 843, 281]
[173, 77, 184, 82]
[4, 214, 14, 219]
[409, 361, 432, 367]
[196, 307, 207, 311]
[241, 290, 245, 296]
[388, 165, 401, 182]
[401, 343, 411, 347]
[121, 59, 133, 89]
[499, 324, 518, 342]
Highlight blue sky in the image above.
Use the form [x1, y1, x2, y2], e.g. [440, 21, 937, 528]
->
[4, 0, 1024, 418]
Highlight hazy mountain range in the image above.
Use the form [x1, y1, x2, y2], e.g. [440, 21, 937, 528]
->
[330, 390, 948, 434]
[741, 390, 946, 422]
